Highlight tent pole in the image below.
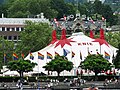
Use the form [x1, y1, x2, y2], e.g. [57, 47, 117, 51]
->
[37, 57, 40, 90]
[100, 45, 101, 54]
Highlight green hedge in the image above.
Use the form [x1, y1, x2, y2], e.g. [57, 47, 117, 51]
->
[0, 75, 119, 82]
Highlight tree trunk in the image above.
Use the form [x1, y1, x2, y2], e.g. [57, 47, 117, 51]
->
[57, 72, 60, 77]
[57, 71, 60, 81]
[95, 72, 98, 81]
[20, 71, 23, 83]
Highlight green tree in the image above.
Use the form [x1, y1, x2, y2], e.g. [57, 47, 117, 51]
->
[7, 59, 37, 79]
[82, 0, 118, 26]
[0, 4, 8, 18]
[113, 44, 120, 69]
[27, 0, 58, 19]
[117, 14, 120, 25]
[84, 2, 94, 17]
[7, 0, 30, 18]
[0, 38, 14, 64]
[105, 32, 120, 48]
[43, 56, 73, 77]
[0, 0, 4, 4]
[0, 61, 2, 73]
[16, 21, 52, 56]
[78, 4, 88, 16]
[80, 54, 112, 77]
[50, 0, 76, 19]
[5, 0, 58, 18]
[93, 0, 103, 15]
[102, 4, 115, 26]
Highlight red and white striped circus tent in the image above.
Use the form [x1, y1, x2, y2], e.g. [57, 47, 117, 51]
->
[25, 28, 118, 76]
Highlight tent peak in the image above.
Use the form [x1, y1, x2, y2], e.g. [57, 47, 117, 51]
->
[90, 30, 94, 39]
[100, 28, 105, 39]
[52, 30, 57, 41]
[60, 28, 66, 40]
[49, 30, 58, 44]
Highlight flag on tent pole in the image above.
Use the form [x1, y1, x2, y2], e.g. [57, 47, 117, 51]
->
[80, 51, 82, 60]
[63, 48, 70, 56]
[4, 53, 7, 61]
[55, 52, 60, 56]
[38, 52, 44, 60]
[88, 51, 91, 55]
[30, 52, 34, 60]
[104, 51, 110, 60]
[64, 16, 67, 21]
[21, 53, 24, 59]
[54, 18, 59, 27]
[87, 47, 91, 55]
[102, 16, 105, 21]
[90, 18, 95, 23]
[47, 52, 53, 59]
[112, 53, 115, 60]
[97, 52, 100, 55]
[13, 53, 18, 60]
[96, 49, 100, 55]
[72, 51, 75, 58]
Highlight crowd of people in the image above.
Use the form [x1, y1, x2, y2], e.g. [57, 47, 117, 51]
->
[104, 77, 119, 86]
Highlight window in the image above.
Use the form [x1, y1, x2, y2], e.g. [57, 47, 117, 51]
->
[2, 27, 5, 31]
[16, 27, 19, 31]
[18, 36, 20, 40]
[4, 36, 7, 39]
[8, 36, 12, 40]
[12, 28, 15, 31]
[7, 28, 10, 31]
[21, 27, 24, 31]
[14, 36, 17, 40]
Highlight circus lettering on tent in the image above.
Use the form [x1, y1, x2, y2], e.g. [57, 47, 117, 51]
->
[78, 42, 93, 46]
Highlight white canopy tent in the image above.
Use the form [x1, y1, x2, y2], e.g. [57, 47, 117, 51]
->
[3, 70, 19, 76]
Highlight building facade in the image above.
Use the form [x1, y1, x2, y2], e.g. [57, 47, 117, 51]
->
[0, 13, 49, 43]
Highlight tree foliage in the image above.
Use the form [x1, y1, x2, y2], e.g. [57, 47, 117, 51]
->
[0, 61, 2, 71]
[43, 56, 73, 76]
[27, 0, 58, 19]
[105, 32, 120, 48]
[80, 0, 117, 26]
[0, 0, 118, 25]
[16, 21, 53, 56]
[0, 38, 14, 64]
[50, 0, 76, 18]
[5, 0, 57, 18]
[113, 44, 120, 69]
[7, 59, 37, 76]
[80, 54, 112, 76]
